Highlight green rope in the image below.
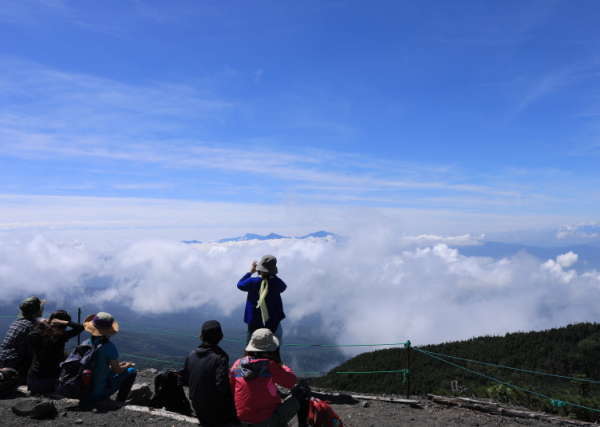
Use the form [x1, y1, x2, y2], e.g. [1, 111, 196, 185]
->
[415, 348, 600, 414]
[124, 327, 408, 349]
[336, 369, 410, 374]
[418, 348, 600, 385]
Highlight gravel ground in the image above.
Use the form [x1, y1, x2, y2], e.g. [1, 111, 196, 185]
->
[0, 370, 590, 426]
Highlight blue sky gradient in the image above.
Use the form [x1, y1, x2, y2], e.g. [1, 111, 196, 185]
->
[2, 0, 600, 237]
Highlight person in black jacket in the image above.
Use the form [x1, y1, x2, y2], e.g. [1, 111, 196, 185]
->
[27, 310, 83, 395]
[181, 320, 237, 427]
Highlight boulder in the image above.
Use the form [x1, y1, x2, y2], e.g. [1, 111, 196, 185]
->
[12, 399, 58, 419]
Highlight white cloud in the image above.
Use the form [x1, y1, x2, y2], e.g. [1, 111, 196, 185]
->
[1, 231, 600, 350]
[557, 222, 600, 240]
[556, 251, 578, 268]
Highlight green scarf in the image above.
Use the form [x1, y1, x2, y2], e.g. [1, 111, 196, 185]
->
[256, 278, 270, 325]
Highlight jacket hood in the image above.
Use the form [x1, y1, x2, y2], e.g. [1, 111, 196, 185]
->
[239, 356, 271, 380]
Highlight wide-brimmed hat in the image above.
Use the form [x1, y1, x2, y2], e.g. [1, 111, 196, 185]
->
[83, 312, 119, 337]
[256, 255, 278, 275]
[19, 296, 45, 318]
[245, 328, 279, 352]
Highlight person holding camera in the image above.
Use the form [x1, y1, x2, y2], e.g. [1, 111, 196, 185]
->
[229, 328, 299, 426]
[237, 255, 287, 345]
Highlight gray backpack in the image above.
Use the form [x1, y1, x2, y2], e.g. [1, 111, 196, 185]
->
[56, 337, 105, 398]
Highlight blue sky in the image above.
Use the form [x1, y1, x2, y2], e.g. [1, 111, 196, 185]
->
[2, 0, 600, 238]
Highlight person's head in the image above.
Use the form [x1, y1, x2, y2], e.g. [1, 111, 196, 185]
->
[245, 328, 279, 355]
[83, 312, 119, 337]
[200, 320, 223, 346]
[19, 296, 44, 319]
[43, 310, 72, 336]
[256, 255, 277, 277]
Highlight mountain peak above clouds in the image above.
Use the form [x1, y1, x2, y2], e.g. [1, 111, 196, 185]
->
[215, 231, 338, 243]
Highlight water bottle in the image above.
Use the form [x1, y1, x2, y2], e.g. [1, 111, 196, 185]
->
[82, 369, 92, 387]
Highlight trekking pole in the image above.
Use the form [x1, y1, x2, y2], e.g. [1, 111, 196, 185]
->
[405, 340, 411, 399]
[77, 307, 82, 345]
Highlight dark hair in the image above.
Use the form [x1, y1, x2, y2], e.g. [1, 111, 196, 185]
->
[49, 310, 72, 323]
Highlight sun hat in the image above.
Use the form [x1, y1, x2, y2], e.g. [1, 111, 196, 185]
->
[19, 296, 45, 318]
[256, 255, 278, 275]
[245, 328, 279, 352]
[83, 312, 119, 337]
[200, 320, 223, 345]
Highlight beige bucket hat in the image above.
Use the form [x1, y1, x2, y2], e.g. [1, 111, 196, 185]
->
[245, 328, 279, 352]
[83, 312, 120, 337]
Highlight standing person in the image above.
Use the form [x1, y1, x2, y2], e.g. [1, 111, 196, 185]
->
[82, 312, 137, 405]
[229, 328, 299, 426]
[27, 310, 83, 395]
[237, 255, 286, 345]
[181, 320, 237, 426]
[0, 296, 44, 383]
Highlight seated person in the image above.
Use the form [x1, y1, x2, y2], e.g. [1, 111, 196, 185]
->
[181, 320, 237, 426]
[82, 312, 136, 404]
[229, 328, 299, 426]
[0, 296, 44, 383]
[27, 310, 84, 395]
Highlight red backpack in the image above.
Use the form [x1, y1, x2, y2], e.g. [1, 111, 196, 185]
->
[307, 397, 344, 427]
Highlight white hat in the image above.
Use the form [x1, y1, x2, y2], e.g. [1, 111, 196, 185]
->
[245, 328, 279, 352]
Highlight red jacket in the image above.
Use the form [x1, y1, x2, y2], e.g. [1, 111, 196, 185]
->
[229, 356, 297, 423]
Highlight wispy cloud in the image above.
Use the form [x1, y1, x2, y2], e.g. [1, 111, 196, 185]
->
[0, 58, 593, 212]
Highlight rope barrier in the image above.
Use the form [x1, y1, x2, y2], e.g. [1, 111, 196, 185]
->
[415, 347, 600, 414]
[417, 348, 600, 384]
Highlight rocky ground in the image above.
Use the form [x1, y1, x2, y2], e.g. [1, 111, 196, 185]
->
[1, 370, 597, 426]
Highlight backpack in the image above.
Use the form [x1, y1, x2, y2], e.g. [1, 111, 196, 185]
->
[0, 368, 19, 398]
[307, 397, 344, 427]
[56, 338, 105, 398]
[149, 370, 192, 416]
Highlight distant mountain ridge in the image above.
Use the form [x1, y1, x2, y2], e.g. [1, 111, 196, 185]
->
[181, 230, 338, 244]
[218, 230, 338, 243]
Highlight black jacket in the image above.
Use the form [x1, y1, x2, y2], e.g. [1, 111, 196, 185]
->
[181, 344, 236, 426]
[28, 322, 83, 379]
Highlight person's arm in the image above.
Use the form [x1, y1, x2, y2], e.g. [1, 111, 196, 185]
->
[269, 361, 297, 389]
[215, 354, 230, 395]
[109, 360, 135, 374]
[228, 360, 238, 392]
[61, 321, 84, 340]
[237, 261, 258, 291]
[277, 278, 287, 293]
[180, 356, 189, 386]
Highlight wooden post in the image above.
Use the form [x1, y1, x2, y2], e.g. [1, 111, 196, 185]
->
[77, 307, 82, 345]
[405, 340, 411, 399]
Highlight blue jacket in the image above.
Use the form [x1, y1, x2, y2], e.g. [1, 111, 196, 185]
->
[237, 273, 287, 331]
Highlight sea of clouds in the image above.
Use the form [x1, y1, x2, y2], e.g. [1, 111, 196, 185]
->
[1, 231, 600, 350]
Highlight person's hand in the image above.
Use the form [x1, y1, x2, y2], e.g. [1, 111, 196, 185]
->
[250, 260, 257, 274]
[120, 362, 135, 368]
[50, 319, 69, 326]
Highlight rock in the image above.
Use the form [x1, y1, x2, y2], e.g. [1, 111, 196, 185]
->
[128, 383, 153, 406]
[361, 401, 370, 408]
[75, 419, 83, 424]
[12, 399, 58, 420]
[143, 368, 158, 375]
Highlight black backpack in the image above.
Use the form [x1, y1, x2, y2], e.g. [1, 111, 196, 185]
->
[56, 337, 105, 398]
[0, 368, 19, 398]
[150, 370, 192, 415]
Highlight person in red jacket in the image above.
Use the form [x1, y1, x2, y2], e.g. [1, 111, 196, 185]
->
[229, 328, 299, 426]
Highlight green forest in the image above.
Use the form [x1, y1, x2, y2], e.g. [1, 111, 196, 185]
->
[312, 323, 600, 422]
